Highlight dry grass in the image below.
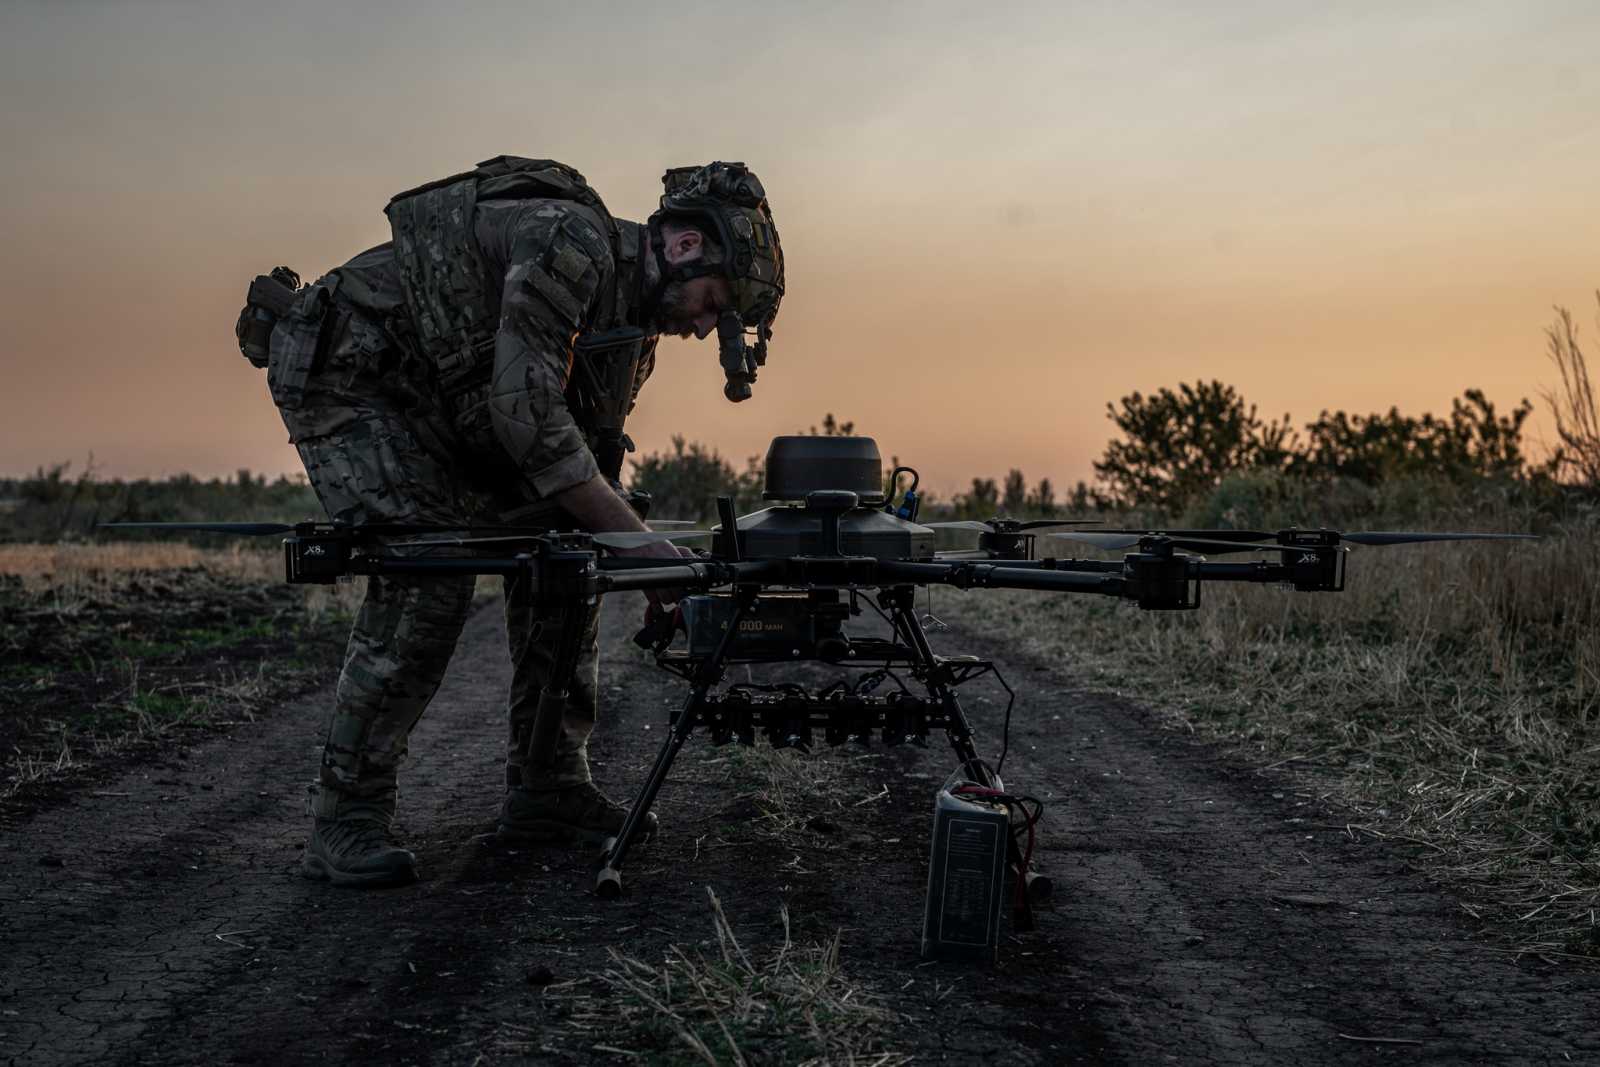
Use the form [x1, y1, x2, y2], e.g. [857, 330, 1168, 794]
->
[0, 541, 365, 619]
[1, 542, 359, 804]
[533, 887, 906, 1066]
[0, 541, 280, 590]
[954, 513, 1600, 957]
[722, 743, 861, 840]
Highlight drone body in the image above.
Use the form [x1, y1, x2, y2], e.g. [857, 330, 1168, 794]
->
[101, 433, 1536, 940]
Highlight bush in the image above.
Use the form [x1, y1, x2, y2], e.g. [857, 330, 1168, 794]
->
[0, 461, 321, 544]
[627, 436, 763, 522]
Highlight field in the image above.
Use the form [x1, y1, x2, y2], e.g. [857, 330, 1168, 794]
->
[7, 471, 1600, 1063]
[0, 542, 359, 821]
[956, 480, 1600, 959]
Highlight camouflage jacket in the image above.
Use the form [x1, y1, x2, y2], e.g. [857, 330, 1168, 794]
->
[329, 200, 655, 501]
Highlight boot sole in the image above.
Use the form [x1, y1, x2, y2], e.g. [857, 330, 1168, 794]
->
[301, 853, 418, 888]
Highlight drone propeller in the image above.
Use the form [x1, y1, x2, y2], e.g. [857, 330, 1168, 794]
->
[1087, 528, 1539, 549]
[98, 520, 601, 538]
[99, 521, 297, 536]
[389, 530, 714, 551]
[645, 520, 703, 529]
[1339, 530, 1538, 546]
[1043, 531, 1310, 556]
[925, 518, 1102, 533]
[1090, 528, 1276, 542]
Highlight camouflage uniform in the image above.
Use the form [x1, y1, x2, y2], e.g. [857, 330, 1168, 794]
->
[267, 190, 656, 828]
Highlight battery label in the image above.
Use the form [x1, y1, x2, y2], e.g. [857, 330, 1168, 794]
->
[937, 817, 1004, 945]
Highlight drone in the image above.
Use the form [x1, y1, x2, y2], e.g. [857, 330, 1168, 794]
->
[107, 434, 1535, 946]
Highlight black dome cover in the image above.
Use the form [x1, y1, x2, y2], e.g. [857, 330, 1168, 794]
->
[763, 436, 884, 503]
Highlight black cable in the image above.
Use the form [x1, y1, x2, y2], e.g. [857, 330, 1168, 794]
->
[991, 661, 1017, 778]
[862, 593, 917, 654]
[851, 668, 911, 697]
[950, 783, 1045, 912]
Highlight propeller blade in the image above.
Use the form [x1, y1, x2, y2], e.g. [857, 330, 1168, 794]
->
[928, 518, 1103, 533]
[925, 521, 1001, 533]
[388, 534, 548, 549]
[1015, 519, 1103, 530]
[1166, 538, 1312, 556]
[592, 531, 714, 550]
[98, 522, 296, 536]
[1045, 532, 1308, 555]
[1341, 531, 1540, 546]
[645, 519, 702, 529]
[1043, 532, 1147, 551]
[1092, 528, 1277, 542]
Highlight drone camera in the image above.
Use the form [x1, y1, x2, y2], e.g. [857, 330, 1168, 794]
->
[284, 526, 351, 584]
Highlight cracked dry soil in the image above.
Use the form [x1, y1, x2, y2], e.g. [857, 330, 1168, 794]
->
[3, 597, 1598, 1065]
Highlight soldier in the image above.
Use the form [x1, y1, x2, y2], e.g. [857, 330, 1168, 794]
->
[237, 158, 783, 887]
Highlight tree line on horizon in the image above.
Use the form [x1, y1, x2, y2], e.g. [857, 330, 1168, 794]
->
[631, 301, 1600, 523]
[8, 299, 1600, 537]
[625, 387, 1549, 524]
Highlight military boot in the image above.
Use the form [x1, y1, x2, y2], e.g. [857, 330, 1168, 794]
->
[301, 818, 418, 888]
[498, 782, 659, 845]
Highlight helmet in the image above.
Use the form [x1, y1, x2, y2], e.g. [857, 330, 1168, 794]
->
[651, 161, 784, 330]
[649, 161, 784, 402]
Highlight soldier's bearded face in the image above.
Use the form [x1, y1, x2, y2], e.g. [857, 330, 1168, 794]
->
[654, 276, 734, 341]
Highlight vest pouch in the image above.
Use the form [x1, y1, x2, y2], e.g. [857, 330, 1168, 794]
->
[234, 267, 302, 368]
[267, 276, 342, 410]
[570, 327, 645, 481]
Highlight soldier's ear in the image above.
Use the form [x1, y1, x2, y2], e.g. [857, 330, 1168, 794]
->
[663, 227, 704, 265]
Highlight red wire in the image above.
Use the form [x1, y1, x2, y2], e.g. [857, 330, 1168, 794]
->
[951, 785, 1039, 912]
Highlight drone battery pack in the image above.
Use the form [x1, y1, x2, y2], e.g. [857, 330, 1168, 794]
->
[920, 786, 1009, 963]
[681, 593, 815, 659]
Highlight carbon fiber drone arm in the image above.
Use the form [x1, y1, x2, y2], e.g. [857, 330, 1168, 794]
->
[594, 559, 784, 594]
[874, 560, 1124, 596]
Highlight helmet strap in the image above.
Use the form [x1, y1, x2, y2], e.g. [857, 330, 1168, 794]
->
[641, 216, 672, 325]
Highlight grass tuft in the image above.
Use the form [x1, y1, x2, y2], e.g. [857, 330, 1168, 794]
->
[562, 887, 907, 1066]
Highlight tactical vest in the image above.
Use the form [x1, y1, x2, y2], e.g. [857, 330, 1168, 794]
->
[385, 156, 648, 482]
[385, 156, 626, 386]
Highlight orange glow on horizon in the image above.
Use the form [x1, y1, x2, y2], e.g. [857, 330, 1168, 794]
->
[3, 3, 1596, 500]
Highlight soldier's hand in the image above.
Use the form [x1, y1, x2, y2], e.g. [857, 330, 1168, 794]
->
[614, 539, 692, 606]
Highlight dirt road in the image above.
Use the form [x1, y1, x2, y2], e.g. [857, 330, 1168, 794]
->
[3, 598, 1596, 1065]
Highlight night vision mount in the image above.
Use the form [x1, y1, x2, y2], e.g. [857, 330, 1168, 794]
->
[103, 434, 1536, 926]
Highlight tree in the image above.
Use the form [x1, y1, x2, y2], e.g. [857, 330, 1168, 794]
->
[803, 413, 856, 437]
[1093, 380, 1295, 512]
[627, 436, 762, 521]
[1001, 469, 1027, 514]
[955, 477, 999, 517]
[1025, 477, 1056, 517]
[1295, 390, 1532, 482]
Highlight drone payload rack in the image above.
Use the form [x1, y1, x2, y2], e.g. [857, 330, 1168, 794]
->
[103, 434, 1538, 952]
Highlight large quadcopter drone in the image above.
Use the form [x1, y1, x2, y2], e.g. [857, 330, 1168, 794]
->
[109, 435, 1534, 929]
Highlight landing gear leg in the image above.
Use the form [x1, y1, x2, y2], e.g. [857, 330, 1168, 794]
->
[596, 588, 753, 897]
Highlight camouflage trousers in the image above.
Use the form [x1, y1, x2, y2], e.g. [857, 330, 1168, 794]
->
[269, 303, 603, 824]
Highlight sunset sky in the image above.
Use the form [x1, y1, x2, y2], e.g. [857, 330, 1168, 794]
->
[2, 1, 1597, 498]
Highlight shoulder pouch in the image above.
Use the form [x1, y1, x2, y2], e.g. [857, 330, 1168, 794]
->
[234, 266, 302, 368]
[267, 275, 344, 410]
